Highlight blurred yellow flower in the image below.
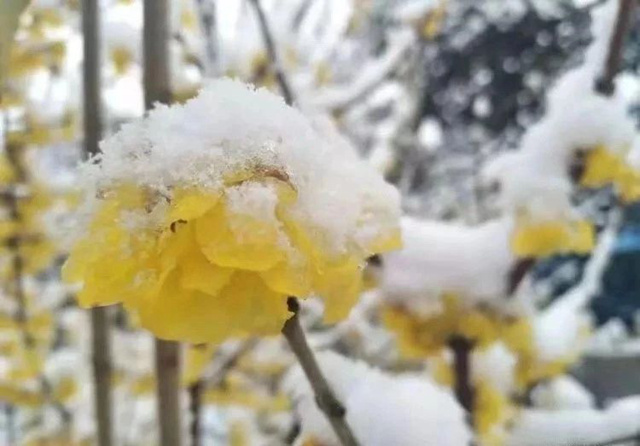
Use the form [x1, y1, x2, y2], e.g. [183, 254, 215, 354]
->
[511, 219, 594, 258]
[382, 295, 502, 358]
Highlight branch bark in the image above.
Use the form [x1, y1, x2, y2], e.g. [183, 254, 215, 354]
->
[188, 380, 202, 446]
[595, 0, 637, 96]
[155, 339, 183, 446]
[82, 1, 114, 444]
[281, 298, 359, 446]
[248, 0, 295, 106]
[143, 1, 183, 445]
[449, 336, 475, 415]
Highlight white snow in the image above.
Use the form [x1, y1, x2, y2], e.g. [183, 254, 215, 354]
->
[380, 217, 515, 311]
[482, 0, 637, 221]
[284, 351, 472, 446]
[533, 219, 617, 362]
[530, 375, 595, 410]
[507, 396, 640, 446]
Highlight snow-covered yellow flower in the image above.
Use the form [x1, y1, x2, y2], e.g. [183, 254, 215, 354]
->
[382, 295, 503, 358]
[511, 218, 594, 258]
[63, 79, 401, 344]
[580, 145, 640, 203]
[502, 320, 580, 389]
[474, 381, 514, 446]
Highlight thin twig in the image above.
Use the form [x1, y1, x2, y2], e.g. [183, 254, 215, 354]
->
[205, 338, 258, 388]
[143, 1, 183, 445]
[195, 0, 219, 76]
[448, 336, 475, 415]
[82, 1, 114, 444]
[595, 0, 637, 96]
[281, 298, 359, 446]
[248, 0, 296, 105]
[154, 339, 183, 446]
[188, 380, 203, 446]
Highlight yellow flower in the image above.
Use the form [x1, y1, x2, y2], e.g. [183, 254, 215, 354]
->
[511, 219, 594, 258]
[474, 381, 514, 446]
[65, 177, 400, 344]
[382, 295, 502, 359]
[183, 344, 215, 386]
[580, 145, 625, 189]
[580, 145, 640, 203]
[502, 320, 575, 389]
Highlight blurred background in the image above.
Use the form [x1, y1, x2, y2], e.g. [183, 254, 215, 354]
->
[0, 0, 639, 445]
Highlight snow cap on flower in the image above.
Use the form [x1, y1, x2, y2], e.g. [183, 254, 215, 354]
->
[381, 217, 515, 310]
[283, 351, 472, 446]
[63, 78, 401, 344]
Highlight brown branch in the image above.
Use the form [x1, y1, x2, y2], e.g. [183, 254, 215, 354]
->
[188, 380, 203, 446]
[206, 338, 257, 388]
[595, 0, 638, 96]
[143, 1, 183, 444]
[82, 1, 114, 444]
[154, 339, 183, 446]
[281, 298, 359, 446]
[448, 336, 475, 415]
[248, 0, 296, 106]
[507, 257, 536, 296]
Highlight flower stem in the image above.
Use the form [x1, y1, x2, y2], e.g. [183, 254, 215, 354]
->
[82, 0, 114, 443]
[595, 0, 637, 96]
[449, 336, 475, 415]
[281, 298, 360, 446]
[155, 339, 183, 446]
[188, 380, 202, 446]
[248, 0, 296, 106]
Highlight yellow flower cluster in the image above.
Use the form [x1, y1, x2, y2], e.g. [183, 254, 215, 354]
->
[382, 295, 504, 358]
[474, 381, 515, 446]
[580, 145, 640, 203]
[64, 175, 400, 344]
[511, 218, 594, 258]
[502, 319, 587, 389]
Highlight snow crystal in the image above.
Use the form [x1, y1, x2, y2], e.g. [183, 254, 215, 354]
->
[284, 351, 472, 446]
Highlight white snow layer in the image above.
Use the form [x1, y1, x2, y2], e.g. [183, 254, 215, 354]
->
[530, 375, 595, 410]
[77, 78, 400, 256]
[482, 0, 636, 221]
[507, 396, 640, 446]
[283, 351, 472, 446]
[533, 220, 617, 362]
[380, 217, 514, 310]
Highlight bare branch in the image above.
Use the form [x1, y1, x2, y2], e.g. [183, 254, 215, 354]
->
[595, 0, 637, 96]
[248, 0, 296, 106]
[282, 298, 360, 446]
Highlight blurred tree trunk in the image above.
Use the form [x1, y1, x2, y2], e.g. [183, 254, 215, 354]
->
[143, 1, 183, 445]
[82, 1, 114, 445]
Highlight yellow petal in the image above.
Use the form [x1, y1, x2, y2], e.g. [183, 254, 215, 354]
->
[195, 203, 283, 272]
[580, 146, 623, 188]
[511, 220, 594, 258]
[260, 255, 312, 298]
[179, 246, 233, 296]
[313, 257, 362, 324]
[167, 189, 220, 223]
[183, 344, 215, 386]
[136, 270, 289, 344]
